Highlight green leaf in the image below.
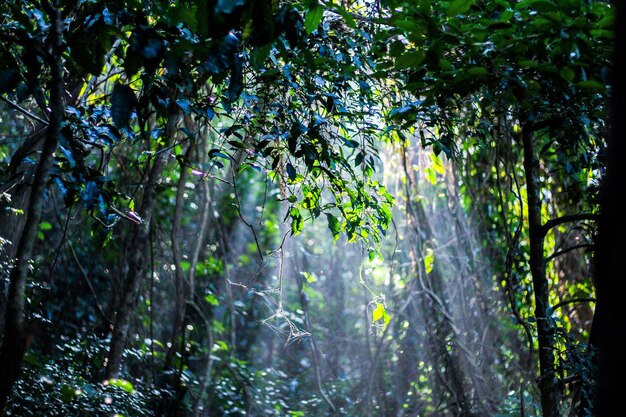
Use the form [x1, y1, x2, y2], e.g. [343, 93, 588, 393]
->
[60, 384, 79, 402]
[305, 3, 324, 34]
[372, 303, 391, 328]
[596, 12, 614, 30]
[445, 0, 474, 16]
[344, 139, 360, 148]
[514, 0, 557, 12]
[576, 80, 605, 90]
[429, 153, 445, 175]
[467, 66, 489, 76]
[518, 59, 539, 68]
[424, 167, 437, 185]
[372, 303, 384, 322]
[39, 221, 53, 231]
[326, 213, 341, 242]
[394, 19, 423, 33]
[205, 293, 219, 306]
[395, 50, 425, 69]
[559, 67, 575, 83]
[423, 247, 435, 274]
[106, 379, 135, 394]
[250, 43, 272, 68]
[290, 207, 303, 235]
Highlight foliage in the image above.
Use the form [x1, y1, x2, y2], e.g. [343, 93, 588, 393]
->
[0, 0, 614, 416]
[7, 337, 158, 417]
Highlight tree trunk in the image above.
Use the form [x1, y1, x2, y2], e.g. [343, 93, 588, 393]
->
[591, 1, 626, 415]
[521, 120, 561, 417]
[0, 3, 64, 412]
[105, 104, 178, 379]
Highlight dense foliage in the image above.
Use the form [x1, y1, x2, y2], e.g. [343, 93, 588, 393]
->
[0, 0, 616, 416]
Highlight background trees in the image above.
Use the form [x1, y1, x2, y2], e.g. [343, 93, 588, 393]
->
[0, 0, 615, 416]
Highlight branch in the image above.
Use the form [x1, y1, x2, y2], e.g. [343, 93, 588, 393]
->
[552, 297, 596, 311]
[545, 243, 595, 263]
[0, 96, 49, 125]
[541, 213, 599, 237]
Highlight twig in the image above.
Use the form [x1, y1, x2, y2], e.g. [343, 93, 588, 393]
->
[231, 168, 264, 261]
[0, 96, 49, 126]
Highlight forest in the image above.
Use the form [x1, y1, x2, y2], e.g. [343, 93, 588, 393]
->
[0, 0, 623, 416]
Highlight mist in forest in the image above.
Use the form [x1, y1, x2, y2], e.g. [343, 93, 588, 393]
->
[205, 142, 534, 416]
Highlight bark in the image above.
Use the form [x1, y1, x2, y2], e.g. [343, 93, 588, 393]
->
[105, 103, 178, 379]
[520, 121, 561, 417]
[0, 3, 64, 412]
[591, 1, 626, 415]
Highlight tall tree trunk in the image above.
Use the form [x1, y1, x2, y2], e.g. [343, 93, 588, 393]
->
[105, 103, 178, 379]
[0, 3, 64, 412]
[521, 120, 561, 417]
[592, 1, 626, 415]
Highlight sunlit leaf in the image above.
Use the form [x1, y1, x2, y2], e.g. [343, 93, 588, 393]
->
[205, 293, 219, 306]
[39, 221, 53, 231]
[424, 247, 435, 274]
[372, 303, 384, 322]
[106, 379, 135, 394]
[425, 167, 437, 185]
[372, 303, 391, 329]
[304, 3, 323, 34]
[429, 153, 445, 175]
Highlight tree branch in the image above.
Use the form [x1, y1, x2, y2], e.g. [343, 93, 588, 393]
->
[545, 243, 595, 263]
[541, 213, 599, 237]
[552, 297, 596, 311]
[0, 96, 49, 125]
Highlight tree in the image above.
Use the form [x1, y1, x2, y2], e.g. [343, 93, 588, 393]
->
[592, 0, 626, 415]
[0, 0, 615, 416]
[371, 0, 611, 415]
[0, 0, 391, 412]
